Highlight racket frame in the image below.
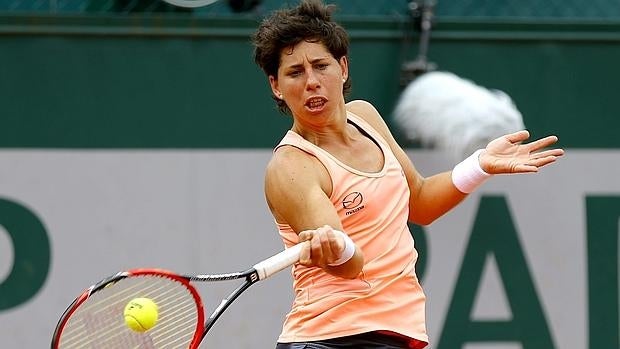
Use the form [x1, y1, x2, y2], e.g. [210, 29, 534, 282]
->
[51, 269, 206, 349]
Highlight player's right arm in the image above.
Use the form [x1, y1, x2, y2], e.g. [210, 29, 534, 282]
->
[264, 145, 364, 279]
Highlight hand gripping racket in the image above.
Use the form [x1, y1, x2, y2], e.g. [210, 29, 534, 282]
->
[51, 242, 306, 349]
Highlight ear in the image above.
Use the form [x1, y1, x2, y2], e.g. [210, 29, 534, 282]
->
[339, 56, 349, 81]
[269, 75, 282, 99]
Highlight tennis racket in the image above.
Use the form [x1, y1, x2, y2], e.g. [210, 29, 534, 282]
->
[51, 242, 306, 349]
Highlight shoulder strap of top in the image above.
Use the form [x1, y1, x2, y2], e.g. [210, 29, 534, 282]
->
[345, 111, 391, 149]
[275, 130, 317, 155]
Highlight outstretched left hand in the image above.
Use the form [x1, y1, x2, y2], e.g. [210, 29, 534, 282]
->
[479, 130, 564, 174]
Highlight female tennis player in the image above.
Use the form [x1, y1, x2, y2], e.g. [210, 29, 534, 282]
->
[252, 1, 564, 348]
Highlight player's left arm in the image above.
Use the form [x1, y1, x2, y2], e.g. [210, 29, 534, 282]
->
[346, 100, 564, 226]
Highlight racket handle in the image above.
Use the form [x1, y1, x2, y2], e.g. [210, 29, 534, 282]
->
[253, 242, 308, 280]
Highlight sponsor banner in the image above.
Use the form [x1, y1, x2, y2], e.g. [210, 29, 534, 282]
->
[0, 149, 618, 348]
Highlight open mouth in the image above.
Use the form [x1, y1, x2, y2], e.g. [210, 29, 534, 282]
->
[305, 97, 327, 110]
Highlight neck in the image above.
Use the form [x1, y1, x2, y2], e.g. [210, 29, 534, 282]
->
[291, 109, 352, 146]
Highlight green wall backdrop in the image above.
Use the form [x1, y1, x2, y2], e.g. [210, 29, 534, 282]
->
[1, 2, 619, 149]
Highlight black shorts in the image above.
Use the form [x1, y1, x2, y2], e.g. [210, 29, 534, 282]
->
[275, 331, 427, 349]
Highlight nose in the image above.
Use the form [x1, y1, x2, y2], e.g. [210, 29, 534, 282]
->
[305, 69, 320, 90]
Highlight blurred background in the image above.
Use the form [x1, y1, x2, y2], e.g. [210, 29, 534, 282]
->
[0, 0, 619, 348]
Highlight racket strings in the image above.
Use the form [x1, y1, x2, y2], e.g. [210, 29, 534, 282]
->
[58, 275, 200, 349]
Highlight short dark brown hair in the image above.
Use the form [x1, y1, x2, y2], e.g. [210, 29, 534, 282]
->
[252, 0, 352, 114]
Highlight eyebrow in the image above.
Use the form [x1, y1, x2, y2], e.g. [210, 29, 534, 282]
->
[283, 56, 331, 70]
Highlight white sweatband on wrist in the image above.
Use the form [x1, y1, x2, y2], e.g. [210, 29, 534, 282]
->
[451, 149, 492, 194]
[327, 230, 356, 266]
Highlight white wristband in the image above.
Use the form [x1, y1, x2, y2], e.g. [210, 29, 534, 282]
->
[451, 149, 492, 194]
[327, 230, 356, 266]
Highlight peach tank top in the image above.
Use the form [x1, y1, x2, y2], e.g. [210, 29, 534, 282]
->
[274, 112, 428, 345]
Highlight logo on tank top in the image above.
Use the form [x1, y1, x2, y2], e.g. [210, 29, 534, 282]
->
[342, 192, 365, 215]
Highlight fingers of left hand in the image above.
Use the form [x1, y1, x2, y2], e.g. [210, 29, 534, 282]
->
[530, 155, 560, 168]
[532, 148, 564, 159]
[526, 135, 559, 151]
[523, 147, 564, 169]
[519, 151, 563, 171]
[504, 130, 530, 144]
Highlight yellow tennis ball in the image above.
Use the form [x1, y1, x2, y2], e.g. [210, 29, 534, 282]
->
[123, 297, 159, 332]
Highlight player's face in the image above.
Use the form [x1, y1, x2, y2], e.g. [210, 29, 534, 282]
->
[270, 40, 348, 119]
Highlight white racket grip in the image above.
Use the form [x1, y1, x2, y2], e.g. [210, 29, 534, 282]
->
[253, 242, 307, 280]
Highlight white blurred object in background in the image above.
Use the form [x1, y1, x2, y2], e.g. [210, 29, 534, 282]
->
[393, 71, 526, 161]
